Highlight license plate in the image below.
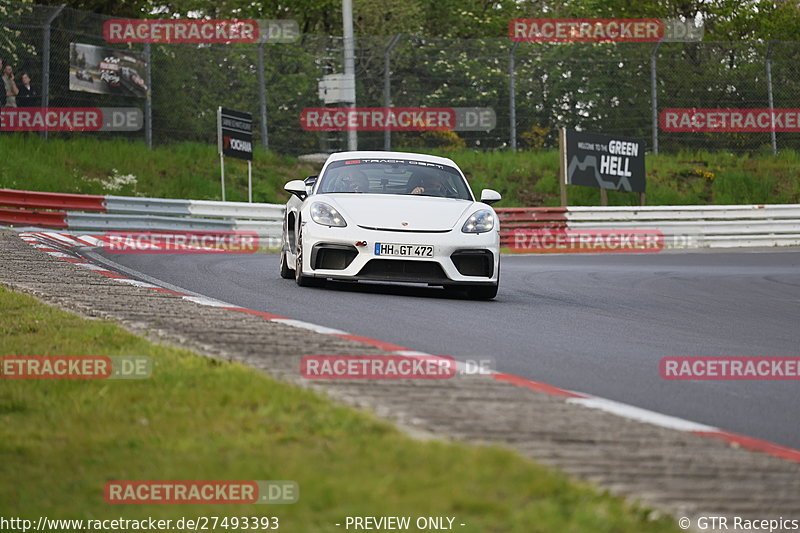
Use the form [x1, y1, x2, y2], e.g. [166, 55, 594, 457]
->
[374, 243, 434, 258]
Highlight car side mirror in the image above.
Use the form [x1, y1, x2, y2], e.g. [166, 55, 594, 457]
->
[284, 179, 307, 200]
[480, 189, 501, 205]
[304, 175, 318, 195]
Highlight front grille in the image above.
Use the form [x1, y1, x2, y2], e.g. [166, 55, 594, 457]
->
[451, 250, 494, 277]
[311, 244, 358, 270]
[357, 259, 448, 282]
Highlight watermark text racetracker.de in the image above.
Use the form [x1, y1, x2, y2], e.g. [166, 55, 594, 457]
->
[661, 108, 800, 132]
[509, 18, 703, 42]
[510, 229, 704, 253]
[103, 18, 299, 44]
[1, 356, 151, 379]
[299, 107, 496, 132]
[104, 480, 298, 504]
[301, 107, 454, 131]
[0, 107, 143, 132]
[301, 355, 495, 379]
[512, 229, 663, 253]
[100, 231, 267, 254]
[661, 357, 800, 380]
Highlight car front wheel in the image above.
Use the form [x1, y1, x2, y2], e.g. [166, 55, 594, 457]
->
[466, 266, 499, 300]
[279, 249, 293, 279]
[295, 227, 324, 287]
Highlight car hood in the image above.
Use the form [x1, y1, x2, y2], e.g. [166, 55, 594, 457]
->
[321, 194, 475, 231]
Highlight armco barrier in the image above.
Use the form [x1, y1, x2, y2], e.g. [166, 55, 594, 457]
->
[2, 189, 799, 249]
[0, 188, 106, 211]
[0, 207, 69, 228]
[498, 205, 800, 249]
[0, 188, 283, 238]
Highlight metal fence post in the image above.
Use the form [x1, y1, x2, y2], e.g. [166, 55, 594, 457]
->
[258, 42, 269, 151]
[342, 0, 357, 150]
[144, 43, 152, 149]
[650, 42, 661, 155]
[383, 34, 401, 151]
[766, 41, 777, 155]
[509, 41, 519, 150]
[41, 3, 66, 140]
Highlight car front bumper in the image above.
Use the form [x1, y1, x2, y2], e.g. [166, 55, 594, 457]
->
[300, 222, 499, 285]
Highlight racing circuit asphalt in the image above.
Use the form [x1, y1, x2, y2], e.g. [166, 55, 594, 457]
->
[92, 248, 800, 449]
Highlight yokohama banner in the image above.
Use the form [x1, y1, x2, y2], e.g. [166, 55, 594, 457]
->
[217, 107, 253, 161]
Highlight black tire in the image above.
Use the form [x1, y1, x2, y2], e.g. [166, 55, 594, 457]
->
[295, 228, 324, 287]
[279, 249, 293, 279]
[467, 265, 499, 300]
[466, 284, 498, 300]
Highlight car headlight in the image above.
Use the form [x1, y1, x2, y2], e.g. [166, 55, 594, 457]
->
[310, 202, 347, 227]
[462, 209, 494, 233]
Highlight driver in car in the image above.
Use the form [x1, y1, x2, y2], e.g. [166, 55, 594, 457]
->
[410, 174, 448, 196]
[342, 169, 369, 193]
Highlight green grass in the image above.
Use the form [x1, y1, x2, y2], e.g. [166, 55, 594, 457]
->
[0, 284, 682, 532]
[436, 148, 800, 207]
[2, 135, 797, 206]
[0, 134, 317, 204]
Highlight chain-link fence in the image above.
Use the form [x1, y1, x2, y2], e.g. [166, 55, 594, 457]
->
[3, 0, 799, 155]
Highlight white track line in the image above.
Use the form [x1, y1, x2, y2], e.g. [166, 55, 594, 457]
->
[181, 296, 238, 308]
[568, 397, 717, 432]
[272, 318, 349, 335]
[114, 279, 162, 289]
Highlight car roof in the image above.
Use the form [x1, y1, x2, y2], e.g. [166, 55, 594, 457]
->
[325, 151, 458, 168]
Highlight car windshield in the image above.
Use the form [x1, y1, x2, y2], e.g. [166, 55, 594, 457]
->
[318, 158, 473, 200]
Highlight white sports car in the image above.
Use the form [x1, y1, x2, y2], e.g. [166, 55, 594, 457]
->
[280, 151, 501, 299]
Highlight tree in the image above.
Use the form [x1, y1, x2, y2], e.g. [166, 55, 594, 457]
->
[0, 0, 36, 67]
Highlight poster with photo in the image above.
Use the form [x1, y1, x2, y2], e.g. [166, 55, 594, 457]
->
[69, 42, 147, 99]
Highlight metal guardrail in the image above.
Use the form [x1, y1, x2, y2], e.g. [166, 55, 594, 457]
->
[2, 189, 799, 249]
[567, 204, 800, 220]
[497, 205, 800, 249]
[0, 188, 284, 238]
[0, 188, 106, 211]
[64, 213, 281, 235]
[104, 196, 285, 220]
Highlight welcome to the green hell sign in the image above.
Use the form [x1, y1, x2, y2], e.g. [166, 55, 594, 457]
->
[565, 129, 646, 193]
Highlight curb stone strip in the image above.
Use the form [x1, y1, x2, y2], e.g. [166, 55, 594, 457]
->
[3, 230, 800, 521]
[19, 231, 800, 465]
